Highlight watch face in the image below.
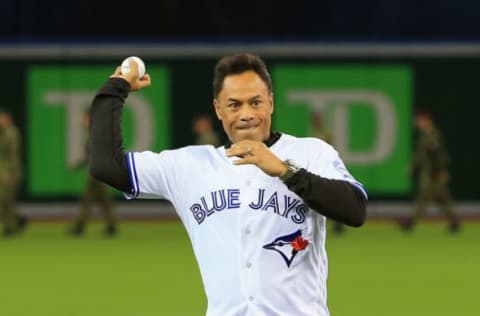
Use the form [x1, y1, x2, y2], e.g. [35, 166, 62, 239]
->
[281, 159, 301, 182]
[286, 159, 300, 171]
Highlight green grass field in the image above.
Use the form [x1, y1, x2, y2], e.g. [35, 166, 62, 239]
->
[1, 221, 479, 316]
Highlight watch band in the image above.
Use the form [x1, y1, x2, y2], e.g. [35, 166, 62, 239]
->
[280, 159, 301, 182]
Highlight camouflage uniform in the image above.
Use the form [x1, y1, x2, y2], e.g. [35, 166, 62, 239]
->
[70, 127, 116, 235]
[0, 124, 22, 234]
[196, 130, 220, 147]
[411, 126, 459, 230]
[310, 125, 333, 145]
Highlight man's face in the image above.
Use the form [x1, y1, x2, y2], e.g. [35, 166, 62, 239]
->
[81, 112, 90, 128]
[414, 114, 430, 131]
[193, 117, 210, 135]
[214, 71, 273, 143]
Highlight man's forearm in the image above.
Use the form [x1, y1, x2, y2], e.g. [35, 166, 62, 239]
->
[284, 169, 367, 227]
[89, 78, 131, 192]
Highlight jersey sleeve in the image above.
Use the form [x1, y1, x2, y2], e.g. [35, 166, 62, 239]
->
[124, 150, 181, 202]
[307, 142, 368, 200]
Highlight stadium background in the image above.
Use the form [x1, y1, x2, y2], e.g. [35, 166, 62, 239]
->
[1, 1, 479, 315]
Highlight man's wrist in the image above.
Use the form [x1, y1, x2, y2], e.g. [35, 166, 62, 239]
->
[279, 159, 301, 182]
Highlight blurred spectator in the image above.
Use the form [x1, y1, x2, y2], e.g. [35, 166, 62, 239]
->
[192, 113, 220, 146]
[310, 111, 345, 235]
[400, 109, 460, 233]
[0, 109, 27, 237]
[69, 110, 117, 236]
[310, 110, 333, 145]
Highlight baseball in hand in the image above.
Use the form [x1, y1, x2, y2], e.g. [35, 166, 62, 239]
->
[121, 56, 146, 79]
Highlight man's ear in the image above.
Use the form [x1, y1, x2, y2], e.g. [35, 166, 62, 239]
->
[214, 99, 222, 120]
[269, 93, 274, 114]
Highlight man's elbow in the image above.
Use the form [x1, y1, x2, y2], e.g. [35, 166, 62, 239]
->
[348, 207, 366, 227]
[347, 188, 367, 227]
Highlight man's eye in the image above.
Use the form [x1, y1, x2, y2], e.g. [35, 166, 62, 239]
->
[251, 100, 261, 106]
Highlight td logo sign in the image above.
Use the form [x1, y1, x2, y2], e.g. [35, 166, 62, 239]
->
[28, 66, 170, 196]
[273, 65, 412, 194]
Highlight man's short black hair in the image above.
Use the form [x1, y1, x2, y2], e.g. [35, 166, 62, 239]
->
[213, 53, 272, 98]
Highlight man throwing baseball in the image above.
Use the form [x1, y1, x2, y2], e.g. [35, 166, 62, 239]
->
[89, 53, 367, 316]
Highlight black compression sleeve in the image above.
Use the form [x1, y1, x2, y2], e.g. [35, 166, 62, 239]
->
[284, 169, 367, 227]
[89, 78, 132, 192]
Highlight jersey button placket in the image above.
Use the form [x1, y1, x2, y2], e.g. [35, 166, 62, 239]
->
[243, 219, 255, 302]
[242, 171, 257, 306]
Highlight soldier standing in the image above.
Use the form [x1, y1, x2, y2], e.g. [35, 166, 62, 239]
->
[192, 114, 221, 147]
[401, 109, 460, 233]
[0, 109, 26, 237]
[310, 111, 333, 145]
[69, 110, 117, 236]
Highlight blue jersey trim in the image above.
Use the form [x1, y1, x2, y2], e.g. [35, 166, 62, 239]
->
[131, 153, 140, 196]
[350, 181, 368, 200]
[125, 152, 139, 199]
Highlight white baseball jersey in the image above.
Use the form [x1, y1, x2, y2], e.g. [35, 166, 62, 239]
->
[125, 133, 367, 316]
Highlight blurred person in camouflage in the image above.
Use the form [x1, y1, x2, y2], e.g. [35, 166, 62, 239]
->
[0, 109, 27, 237]
[69, 110, 117, 236]
[310, 110, 333, 144]
[400, 109, 460, 233]
[192, 113, 221, 147]
[310, 111, 345, 234]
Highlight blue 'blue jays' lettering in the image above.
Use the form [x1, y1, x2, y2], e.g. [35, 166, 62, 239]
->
[292, 204, 308, 224]
[262, 192, 279, 214]
[282, 195, 300, 217]
[227, 189, 241, 208]
[249, 189, 307, 223]
[190, 188, 308, 225]
[249, 189, 265, 209]
[190, 203, 206, 224]
[201, 189, 228, 217]
[190, 189, 240, 224]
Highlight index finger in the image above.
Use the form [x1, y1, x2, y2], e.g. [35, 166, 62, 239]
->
[232, 156, 255, 166]
[226, 144, 250, 158]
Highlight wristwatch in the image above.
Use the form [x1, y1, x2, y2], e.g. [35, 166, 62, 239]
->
[280, 159, 301, 182]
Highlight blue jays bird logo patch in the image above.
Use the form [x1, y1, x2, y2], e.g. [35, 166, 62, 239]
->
[262, 230, 309, 268]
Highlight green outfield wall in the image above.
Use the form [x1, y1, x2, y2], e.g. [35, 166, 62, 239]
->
[1, 57, 478, 200]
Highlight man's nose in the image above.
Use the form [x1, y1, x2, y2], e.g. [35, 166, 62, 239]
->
[239, 105, 254, 121]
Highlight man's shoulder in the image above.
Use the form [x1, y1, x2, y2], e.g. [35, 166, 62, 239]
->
[157, 144, 221, 159]
[280, 133, 334, 151]
[132, 145, 221, 168]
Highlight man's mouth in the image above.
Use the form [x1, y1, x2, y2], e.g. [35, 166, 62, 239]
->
[236, 124, 258, 130]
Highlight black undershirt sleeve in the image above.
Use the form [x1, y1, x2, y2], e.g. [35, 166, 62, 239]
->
[284, 169, 367, 227]
[89, 78, 132, 193]
[88, 79, 366, 226]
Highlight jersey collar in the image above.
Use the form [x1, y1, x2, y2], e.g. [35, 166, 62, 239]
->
[224, 131, 282, 149]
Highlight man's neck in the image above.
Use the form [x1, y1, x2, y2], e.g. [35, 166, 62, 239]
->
[225, 132, 281, 148]
[423, 123, 434, 133]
